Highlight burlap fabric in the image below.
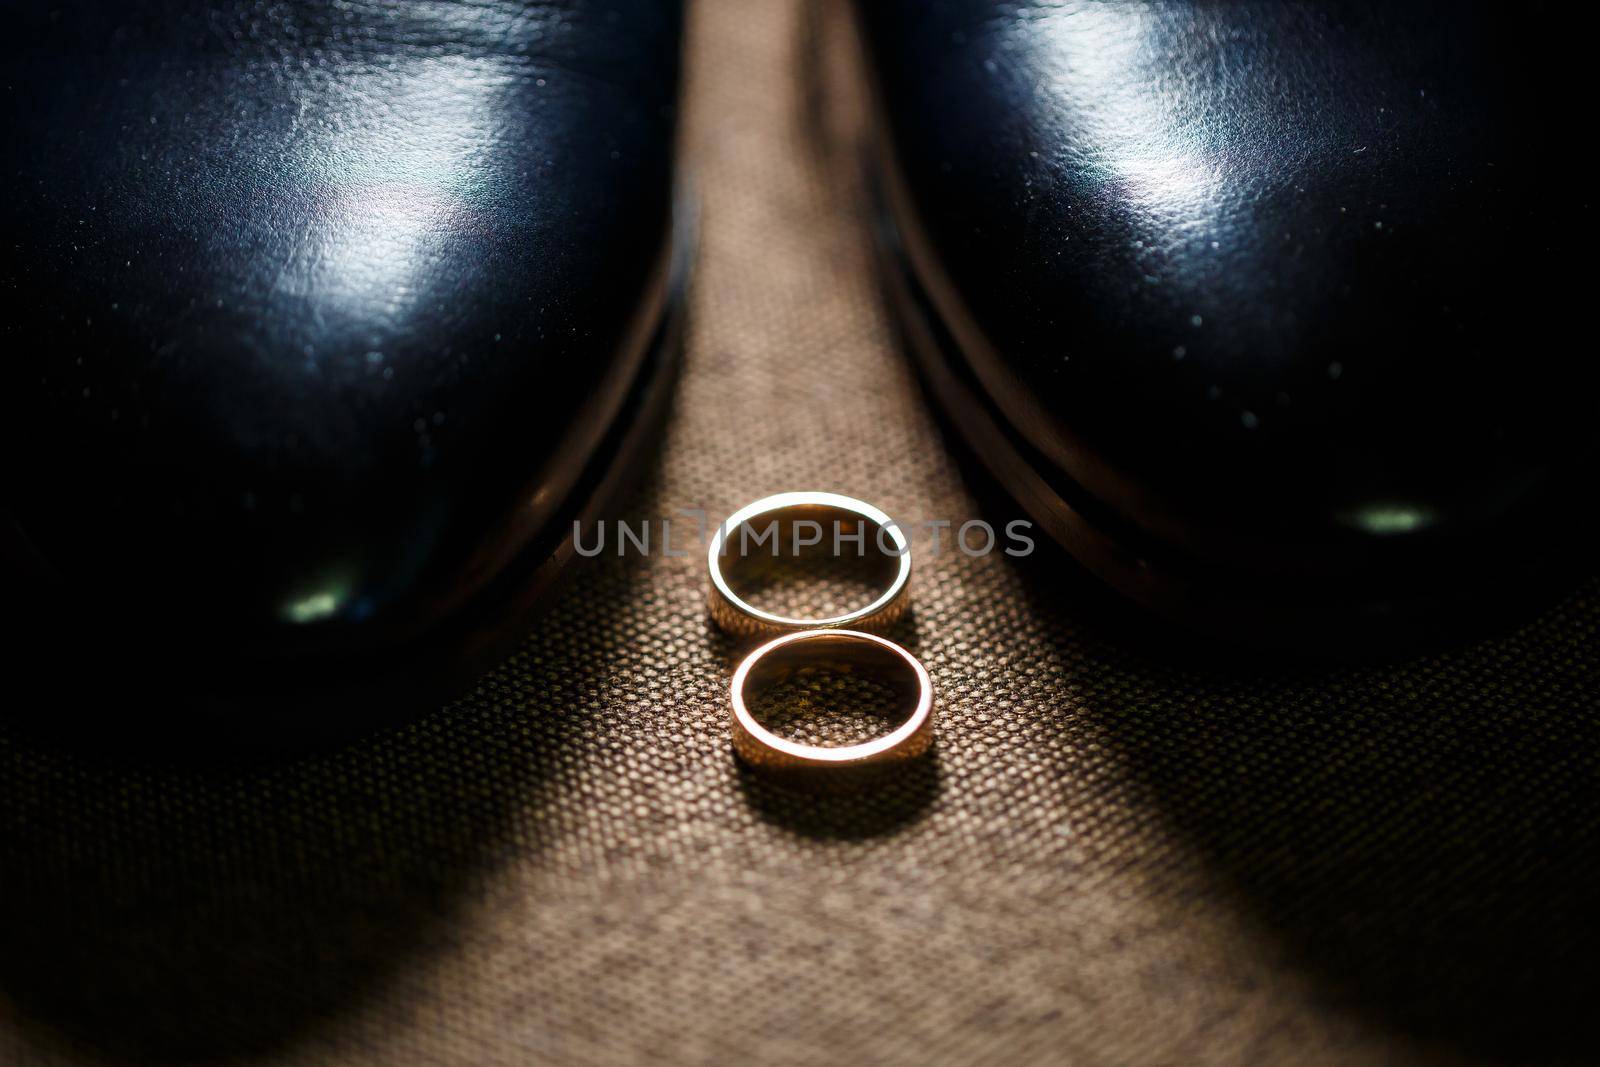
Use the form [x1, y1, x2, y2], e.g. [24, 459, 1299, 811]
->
[3, 3, 1597, 1064]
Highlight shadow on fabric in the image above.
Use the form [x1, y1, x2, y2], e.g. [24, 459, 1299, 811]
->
[1008, 537, 1600, 1064]
[0, 528, 663, 1063]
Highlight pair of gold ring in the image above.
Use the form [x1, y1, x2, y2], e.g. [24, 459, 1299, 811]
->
[708, 492, 933, 781]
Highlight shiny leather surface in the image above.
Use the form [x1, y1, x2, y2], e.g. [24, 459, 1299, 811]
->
[1, 1, 681, 655]
[859, 1, 1596, 579]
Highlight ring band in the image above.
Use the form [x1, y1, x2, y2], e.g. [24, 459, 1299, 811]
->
[730, 629, 934, 780]
[708, 491, 911, 638]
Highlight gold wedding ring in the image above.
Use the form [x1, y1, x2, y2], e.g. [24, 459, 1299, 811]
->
[707, 491, 911, 638]
[730, 629, 934, 781]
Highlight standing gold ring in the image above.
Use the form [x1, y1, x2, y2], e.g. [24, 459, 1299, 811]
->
[707, 491, 911, 638]
[729, 629, 934, 782]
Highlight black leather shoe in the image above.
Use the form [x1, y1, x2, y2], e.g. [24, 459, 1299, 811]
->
[1, 1, 686, 724]
[849, 0, 1597, 646]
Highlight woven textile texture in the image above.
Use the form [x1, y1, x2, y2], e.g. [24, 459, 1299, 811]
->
[3, 2, 1598, 1064]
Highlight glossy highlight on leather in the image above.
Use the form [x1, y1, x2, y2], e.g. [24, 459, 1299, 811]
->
[857, 0, 1598, 636]
[1, 1, 684, 675]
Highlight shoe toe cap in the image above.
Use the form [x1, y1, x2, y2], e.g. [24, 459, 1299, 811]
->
[1, 0, 682, 656]
[869, 0, 1596, 575]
